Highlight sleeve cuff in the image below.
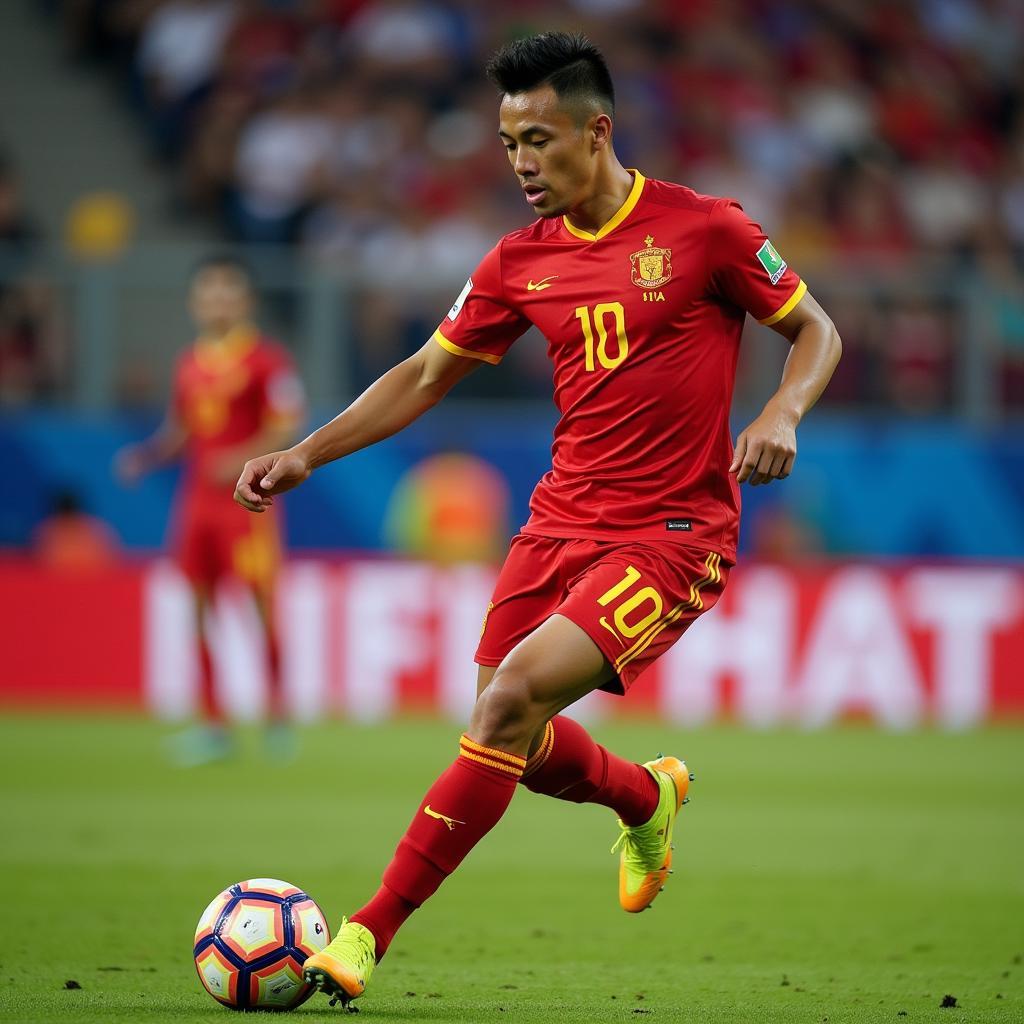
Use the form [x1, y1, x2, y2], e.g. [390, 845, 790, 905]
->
[758, 279, 807, 326]
[433, 328, 502, 365]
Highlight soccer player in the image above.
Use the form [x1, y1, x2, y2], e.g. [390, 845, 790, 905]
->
[118, 254, 305, 764]
[234, 33, 841, 1006]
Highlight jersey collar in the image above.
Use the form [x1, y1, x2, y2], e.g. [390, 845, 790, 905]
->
[194, 324, 258, 371]
[562, 170, 646, 242]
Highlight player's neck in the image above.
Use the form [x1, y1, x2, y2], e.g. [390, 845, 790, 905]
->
[564, 162, 635, 235]
[194, 323, 258, 369]
[198, 322, 253, 347]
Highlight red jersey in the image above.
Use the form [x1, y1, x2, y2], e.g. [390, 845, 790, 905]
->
[432, 171, 806, 561]
[173, 326, 305, 493]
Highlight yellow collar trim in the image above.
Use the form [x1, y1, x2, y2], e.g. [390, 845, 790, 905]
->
[194, 325, 258, 371]
[562, 170, 646, 242]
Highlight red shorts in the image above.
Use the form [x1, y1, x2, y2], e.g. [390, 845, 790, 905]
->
[476, 533, 731, 693]
[173, 488, 282, 593]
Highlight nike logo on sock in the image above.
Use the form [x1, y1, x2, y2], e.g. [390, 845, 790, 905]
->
[423, 805, 465, 830]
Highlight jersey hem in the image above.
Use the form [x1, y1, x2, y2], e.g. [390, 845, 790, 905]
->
[519, 523, 736, 562]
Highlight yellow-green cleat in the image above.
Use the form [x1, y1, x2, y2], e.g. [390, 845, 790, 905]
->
[612, 755, 691, 913]
[303, 918, 376, 1008]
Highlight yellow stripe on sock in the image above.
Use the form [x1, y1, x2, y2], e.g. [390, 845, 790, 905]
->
[459, 749, 524, 777]
[522, 721, 555, 779]
[460, 735, 527, 768]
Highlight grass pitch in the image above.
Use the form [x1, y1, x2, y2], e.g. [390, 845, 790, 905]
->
[0, 716, 1021, 1024]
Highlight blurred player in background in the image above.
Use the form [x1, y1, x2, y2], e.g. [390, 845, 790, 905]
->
[236, 32, 840, 1006]
[118, 254, 305, 765]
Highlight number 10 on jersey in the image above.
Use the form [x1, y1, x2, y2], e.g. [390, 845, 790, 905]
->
[575, 302, 629, 371]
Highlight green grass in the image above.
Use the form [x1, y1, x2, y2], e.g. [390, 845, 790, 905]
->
[0, 716, 1021, 1023]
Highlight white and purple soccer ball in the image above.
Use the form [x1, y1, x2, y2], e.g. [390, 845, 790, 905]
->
[193, 878, 330, 1011]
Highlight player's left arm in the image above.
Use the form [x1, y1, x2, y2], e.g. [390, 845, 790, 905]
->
[730, 290, 842, 486]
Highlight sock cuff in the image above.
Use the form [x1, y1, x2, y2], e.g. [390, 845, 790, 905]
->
[459, 734, 526, 778]
[521, 720, 555, 779]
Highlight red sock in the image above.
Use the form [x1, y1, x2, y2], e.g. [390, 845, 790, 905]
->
[264, 620, 284, 721]
[197, 634, 224, 724]
[520, 716, 659, 826]
[351, 734, 525, 958]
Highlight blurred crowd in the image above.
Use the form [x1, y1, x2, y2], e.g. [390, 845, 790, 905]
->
[3, 0, 1022, 413]
[0, 158, 65, 405]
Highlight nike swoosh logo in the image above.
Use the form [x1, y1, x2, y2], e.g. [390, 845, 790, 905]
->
[424, 805, 465, 830]
[598, 616, 627, 650]
[526, 276, 559, 291]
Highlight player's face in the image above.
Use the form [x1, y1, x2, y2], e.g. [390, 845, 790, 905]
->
[189, 267, 253, 333]
[498, 86, 602, 218]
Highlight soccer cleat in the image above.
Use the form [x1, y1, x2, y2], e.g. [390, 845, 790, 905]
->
[264, 721, 298, 762]
[165, 725, 233, 768]
[303, 918, 376, 1007]
[611, 755, 690, 913]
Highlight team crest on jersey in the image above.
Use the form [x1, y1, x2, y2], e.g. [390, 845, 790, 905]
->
[630, 235, 673, 289]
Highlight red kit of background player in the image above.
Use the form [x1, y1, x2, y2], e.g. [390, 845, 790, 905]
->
[117, 256, 304, 763]
[173, 327, 302, 595]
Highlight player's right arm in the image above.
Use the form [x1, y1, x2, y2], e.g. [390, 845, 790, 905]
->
[233, 339, 479, 512]
[114, 413, 188, 484]
[236, 243, 529, 512]
[115, 350, 191, 484]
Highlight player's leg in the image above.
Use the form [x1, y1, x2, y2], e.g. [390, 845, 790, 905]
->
[250, 584, 295, 760]
[249, 587, 283, 718]
[167, 582, 235, 766]
[475, 665, 661, 826]
[548, 546, 725, 911]
[475, 662, 663, 826]
[192, 585, 221, 724]
[500, 545, 728, 911]
[173, 503, 222, 726]
[168, 501, 235, 765]
[226, 504, 290, 751]
[304, 614, 613, 1005]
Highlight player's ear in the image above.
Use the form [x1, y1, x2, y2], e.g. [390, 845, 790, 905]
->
[590, 112, 613, 151]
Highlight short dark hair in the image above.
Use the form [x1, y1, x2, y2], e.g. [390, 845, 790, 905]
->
[485, 32, 615, 118]
[190, 252, 254, 287]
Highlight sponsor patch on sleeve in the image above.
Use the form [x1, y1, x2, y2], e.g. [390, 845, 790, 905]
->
[447, 277, 473, 321]
[755, 240, 787, 285]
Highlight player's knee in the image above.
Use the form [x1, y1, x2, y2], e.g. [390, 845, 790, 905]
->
[468, 667, 544, 752]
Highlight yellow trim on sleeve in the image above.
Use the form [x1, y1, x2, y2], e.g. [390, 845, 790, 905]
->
[563, 170, 646, 242]
[433, 328, 502, 365]
[758, 279, 807, 326]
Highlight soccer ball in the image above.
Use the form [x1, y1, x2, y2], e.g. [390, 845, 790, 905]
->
[193, 878, 330, 1011]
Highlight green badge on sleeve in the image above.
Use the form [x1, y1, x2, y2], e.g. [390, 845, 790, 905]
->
[756, 240, 787, 284]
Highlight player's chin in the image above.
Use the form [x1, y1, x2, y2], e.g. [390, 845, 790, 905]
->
[525, 192, 563, 217]
[533, 199, 565, 219]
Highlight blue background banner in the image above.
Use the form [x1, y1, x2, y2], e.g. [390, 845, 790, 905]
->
[4, 409, 1022, 559]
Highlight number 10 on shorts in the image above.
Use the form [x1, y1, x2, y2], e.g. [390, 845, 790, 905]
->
[597, 565, 664, 639]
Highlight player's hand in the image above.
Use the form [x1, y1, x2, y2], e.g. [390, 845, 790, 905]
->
[114, 445, 147, 486]
[210, 451, 248, 486]
[234, 448, 311, 512]
[729, 404, 798, 486]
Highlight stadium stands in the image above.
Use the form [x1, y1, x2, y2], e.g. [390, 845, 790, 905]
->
[44, 0, 1024, 415]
